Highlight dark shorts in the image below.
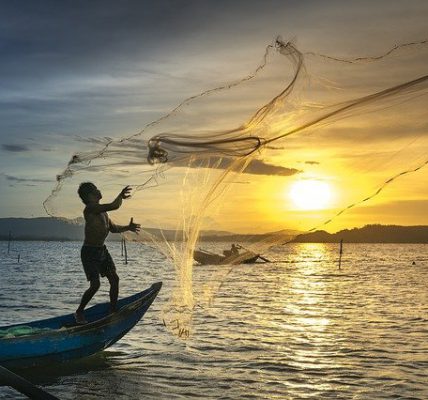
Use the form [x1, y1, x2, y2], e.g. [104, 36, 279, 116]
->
[81, 245, 116, 281]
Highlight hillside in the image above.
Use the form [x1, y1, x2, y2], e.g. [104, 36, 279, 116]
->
[1, 219, 428, 243]
[294, 224, 428, 243]
[0, 218, 84, 241]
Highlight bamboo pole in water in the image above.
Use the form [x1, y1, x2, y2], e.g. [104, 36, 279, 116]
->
[338, 239, 343, 270]
[124, 238, 128, 264]
[0, 364, 60, 400]
[7, 231, 11, 254]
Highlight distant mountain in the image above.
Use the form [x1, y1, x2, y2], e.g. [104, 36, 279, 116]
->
[1, 219, 428, 243]
[0, 217, 84, 241]
[294, 224, 428, 244]
[0, 217, 238, 242]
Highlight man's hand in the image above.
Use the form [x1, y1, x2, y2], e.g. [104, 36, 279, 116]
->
[128, 217, 141, 233]
[120, 186, 132, 199]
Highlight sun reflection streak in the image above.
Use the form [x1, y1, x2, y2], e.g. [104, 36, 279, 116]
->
[282, 243, 349, 379]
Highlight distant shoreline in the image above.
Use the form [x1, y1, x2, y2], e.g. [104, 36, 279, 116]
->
[1, 218, 428, 244]
[1, 239, 427, 244]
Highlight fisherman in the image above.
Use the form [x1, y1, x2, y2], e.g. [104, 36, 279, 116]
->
[74, 183, 140, 324]
[223, 243, 240, 258]
[231, 243, 240, 256]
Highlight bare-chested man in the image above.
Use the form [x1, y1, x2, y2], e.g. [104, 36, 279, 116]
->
[74, 182, 140, 324]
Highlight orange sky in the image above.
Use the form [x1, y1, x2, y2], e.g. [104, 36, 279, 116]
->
[1, 1, 427, 234]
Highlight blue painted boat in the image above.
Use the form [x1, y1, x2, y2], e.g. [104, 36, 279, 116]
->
[0, 282, 162, 369]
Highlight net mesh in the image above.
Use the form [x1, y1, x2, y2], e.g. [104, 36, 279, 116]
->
[44, 38, 428, 336]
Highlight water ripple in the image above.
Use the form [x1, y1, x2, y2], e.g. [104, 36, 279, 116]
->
[0, 242, 427, 399]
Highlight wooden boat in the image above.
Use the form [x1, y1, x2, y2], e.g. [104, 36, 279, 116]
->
[0, 282, 162, 369]
[194, 250, 260, 265]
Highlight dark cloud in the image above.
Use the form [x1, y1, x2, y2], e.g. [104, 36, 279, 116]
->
[0, 173, 52, 183]
[0, 0, 255, 82]
[304, 161, 319, 165]
[73, 154, 301, 177]
[1, 142, 55, 153]
[173, 156, 301, 177]
[2, 144, 30, 152]
[243, 159, 301, 176]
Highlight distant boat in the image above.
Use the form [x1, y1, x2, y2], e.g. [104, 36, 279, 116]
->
[194, 249, 260, 265]
[0, 282, 162, 369]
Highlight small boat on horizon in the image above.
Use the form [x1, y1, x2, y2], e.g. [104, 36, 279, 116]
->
[0, 282, 162, 369]
[194, 249, 260, 265]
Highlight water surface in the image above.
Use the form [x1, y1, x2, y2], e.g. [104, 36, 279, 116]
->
[0, 241, 427, 399]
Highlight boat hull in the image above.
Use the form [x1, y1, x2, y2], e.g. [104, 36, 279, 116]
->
[194, 250, 259, 265]
[0, 282, 162, 369]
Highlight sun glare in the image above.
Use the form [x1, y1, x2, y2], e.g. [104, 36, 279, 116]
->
[289, 180, 332, 210]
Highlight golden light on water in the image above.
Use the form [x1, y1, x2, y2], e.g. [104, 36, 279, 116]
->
[289, 179, 332, 210]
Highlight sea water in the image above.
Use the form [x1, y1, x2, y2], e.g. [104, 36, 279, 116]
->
[0, 241, 427, 399]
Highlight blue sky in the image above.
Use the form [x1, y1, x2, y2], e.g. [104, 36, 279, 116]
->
[0, 0, 427, 219]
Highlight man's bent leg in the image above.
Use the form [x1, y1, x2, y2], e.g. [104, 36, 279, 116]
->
[106, 271, 119, 313]
[75, 278, 100, 323]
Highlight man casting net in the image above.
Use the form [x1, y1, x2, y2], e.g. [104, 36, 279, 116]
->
[44, 38, 428, 336]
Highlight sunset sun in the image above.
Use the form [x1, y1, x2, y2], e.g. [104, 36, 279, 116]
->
[289, 179, 332, 210]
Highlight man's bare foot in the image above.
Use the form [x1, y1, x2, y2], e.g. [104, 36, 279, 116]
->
[109, 306, 118, 315]
[74, 311, 88, 325]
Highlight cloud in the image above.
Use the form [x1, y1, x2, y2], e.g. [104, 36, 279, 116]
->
[0, 173, 52, 184]
[173, 156, 301, 177]
[1, 142, 56, 153]
[2, 144, 30, 152]
[243, 159, 301, 176]
[304, 161, 320, 165]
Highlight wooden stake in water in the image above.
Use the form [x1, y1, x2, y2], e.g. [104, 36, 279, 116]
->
[124, 238, 128, 264]
[338, 239, 343, 270]
[7, 231, 11, 254]
[121, 237, 124, 257]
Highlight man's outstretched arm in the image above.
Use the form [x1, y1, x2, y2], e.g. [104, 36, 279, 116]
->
[86, 186, 132, 213]
[109, 217, 141, 234]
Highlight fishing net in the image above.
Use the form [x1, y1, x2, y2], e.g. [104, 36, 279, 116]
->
[44, 37, 428, 337]
[0, 326, 52, 339]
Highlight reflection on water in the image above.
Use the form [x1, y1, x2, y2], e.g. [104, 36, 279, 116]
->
[0, 241, 427, 399]
[13, 352, 117, 385]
